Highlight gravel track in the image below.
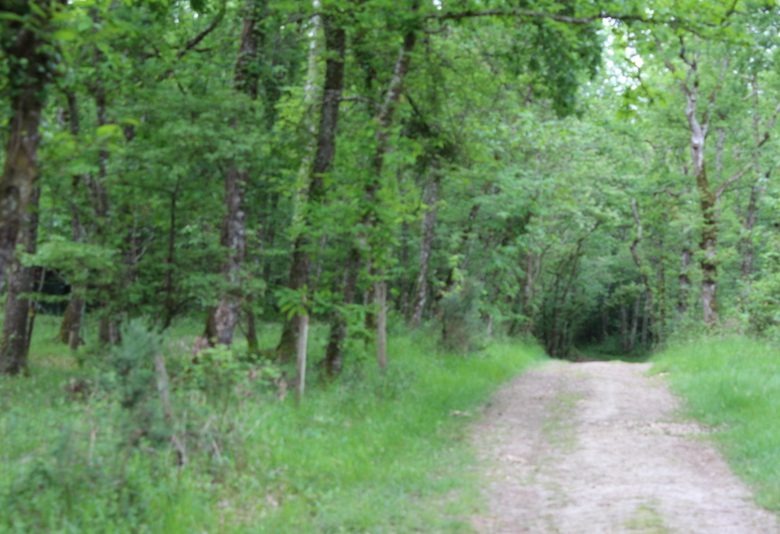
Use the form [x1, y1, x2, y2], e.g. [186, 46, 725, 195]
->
[471, 361, 778, 533]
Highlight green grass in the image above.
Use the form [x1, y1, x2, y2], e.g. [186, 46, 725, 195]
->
[0, 316, 544, 533]
[652, 335, 780, 511]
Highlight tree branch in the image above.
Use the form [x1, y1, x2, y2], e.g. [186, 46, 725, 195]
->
[176, 0, 227, 60]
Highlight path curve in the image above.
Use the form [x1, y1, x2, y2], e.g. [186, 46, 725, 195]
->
[471, 361, 778, 533]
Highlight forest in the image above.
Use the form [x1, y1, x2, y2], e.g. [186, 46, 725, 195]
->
[2, 0, 780, 532]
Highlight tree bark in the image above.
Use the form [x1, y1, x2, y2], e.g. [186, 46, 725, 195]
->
[677, 247, 692, 317]
[59, 91, 87, 348]
[291, 8, 415, 374]
[358, 22, 418, 363]
[276, 14, 345, 362]
[162, 180, 180, 329]
[324, 247, 360, 376]
[0, 187, 41, 374]
[410, 174, 440, 327]
[91, 87, 119, 346]
[0, 1, 53, 373]
[375, 280, 388, 370]
[205, 0, 267, 346]
[294, 314, 309, 403]
[629, 198, 654, 347]
[683, 69, 718, 326]
[206, 165, 247, 345]
[664, 48, 730, 327]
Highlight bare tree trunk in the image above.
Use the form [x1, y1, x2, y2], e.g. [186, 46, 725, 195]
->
[0, 3, 51, 288]
[741, 180, 762, 280]
[324, 247, 359, 376]
[294, 314, 309, 403]
[206, 0, 267, 345]
[326, 18, 418, 373]
[89, 86, 120, 346]
[629, 294, 640, 352]
[59, 92, 87, 348]
[677, 247, 692, 316]
[0, 187, 41, 374]
[629, 199, 654, 347]
[410, 174, 440, 327]
[655, 244, 666, 343]
[375, 281, 388, 370]
[206, 166, 247, 345]
[277, 3, 325, 362]
[0, 3, 52, 373]
[276, 13, 345, 362]
[666, 49, 728, 327]
[162, 181, 180, 329]
[620, 304, 629, 353]
[741, 76, 770, 284]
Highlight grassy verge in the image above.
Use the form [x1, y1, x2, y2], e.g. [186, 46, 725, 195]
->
[0, 316, 544, 533]
[652, 335, 780, 511]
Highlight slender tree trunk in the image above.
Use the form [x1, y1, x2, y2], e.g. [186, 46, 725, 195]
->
[677, 247, 692, 316]
[276, 5, 328, 362]
[375, 280, 388, 370]
[294, 314, 309, 402]
[59, 91, 87, 348]
[629, 198, 654, 347]
[206, 166, 247, 345]
[162, 182, 180, 329]
[205, 0, 267, 345]
[410, 174, 440, 327]
[324, 16, 418, 373]
[673, 53, 721, 326]
[655, 245, 666, 343]
[629, 295, 641, 351]
[324, 247, 359, 376]
[619, 304, 629, 353]
[276, 14, 346, 363]
[741, 180, 762, 280]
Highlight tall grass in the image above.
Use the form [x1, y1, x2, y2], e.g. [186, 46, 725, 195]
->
[653, 335, 780, 510]
[0, 316, 544, 532]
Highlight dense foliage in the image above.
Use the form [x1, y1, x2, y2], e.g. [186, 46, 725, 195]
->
[1, 0, 778, 369]
[2, 0, 780, 529]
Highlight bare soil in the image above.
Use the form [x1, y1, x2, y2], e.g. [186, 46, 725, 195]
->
[471, 361, 779, 533]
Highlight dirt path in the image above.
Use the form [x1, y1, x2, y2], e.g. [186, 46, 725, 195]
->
[471, 361, 779, 533]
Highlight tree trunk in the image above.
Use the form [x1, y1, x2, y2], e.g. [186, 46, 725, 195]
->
[674, 52, 720, 326]
[0, 187, 41, 374]
[410, 174, 440, 327]
[59, 91, 87, 348]
[359, 23, 418, 364]
[0, 2, 52, 373]
[677, 247, 692, 316]
[91, 86, 119, 346]
[629, 294, 641, 352]
[324, 247, 360, 376]
[0, 4, 50, 287]
[629, 198, 655, 347]
[294, 314, 309, 403]
[655, 246, 666, 343]
[206, 166, 247, 345]
[162, 181, 180, 329]
[375, 281, 388, 370]
[246, 301, 259, 354]
[319, 20, 422, 371]
[205, 0, 267, 346]
[276, 14, 345, 362]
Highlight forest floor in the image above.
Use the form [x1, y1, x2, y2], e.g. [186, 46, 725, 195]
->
[470, 361, 779, 533]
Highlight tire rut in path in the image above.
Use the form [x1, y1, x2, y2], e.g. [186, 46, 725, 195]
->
[471, 361, 779, 533]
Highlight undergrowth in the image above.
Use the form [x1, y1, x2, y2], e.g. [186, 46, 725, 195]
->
[653, 335, 780, 511]
[0, 315, 543, 533]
